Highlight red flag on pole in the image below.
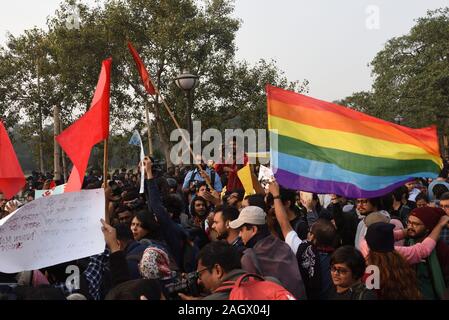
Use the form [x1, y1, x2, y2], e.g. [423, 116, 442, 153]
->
[56, 58, 112, 192]
[0, 121, 26, 199]
[127, 41, 156, 95]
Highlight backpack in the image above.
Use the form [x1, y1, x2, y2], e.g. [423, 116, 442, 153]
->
[214, 273, 296, 300]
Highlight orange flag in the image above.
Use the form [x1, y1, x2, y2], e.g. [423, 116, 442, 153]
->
[56, 58, 112, 192]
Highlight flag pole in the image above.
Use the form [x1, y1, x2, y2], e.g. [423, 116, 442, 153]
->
[103, 138, 109, 224]
[153, 87, 214, 191]
[127, 42, 213, 191]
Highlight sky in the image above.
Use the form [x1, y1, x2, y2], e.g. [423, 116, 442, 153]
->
[1, 0, 448, 101]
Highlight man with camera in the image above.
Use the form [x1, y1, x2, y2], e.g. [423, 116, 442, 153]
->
[178, 241, 294, 300]
[178, 241, 242, 300]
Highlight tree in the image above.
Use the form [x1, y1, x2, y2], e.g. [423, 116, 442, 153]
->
[1, 0, 309, 171]
[334, 91, 377, 115]
[0, 28, 61, 172]
[371, 8, 449, 127]
[340, 8, 449, 156]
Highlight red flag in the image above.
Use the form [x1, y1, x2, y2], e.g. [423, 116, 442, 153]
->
[0, 121, 25, 199]
[127, 41, 156, 95]
[56, 58, 112, 192]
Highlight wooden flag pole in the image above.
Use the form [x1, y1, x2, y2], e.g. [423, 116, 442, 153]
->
[152, 88, 214, 191]
[103, 138, 109, 224]
[126, 42, 213, 190]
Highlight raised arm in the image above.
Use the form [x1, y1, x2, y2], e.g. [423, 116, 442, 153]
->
[143, 157, 183, 268]
[268, 181, 293, 238]
[394, 216, 449, 264]
[100, 219, 131, 287]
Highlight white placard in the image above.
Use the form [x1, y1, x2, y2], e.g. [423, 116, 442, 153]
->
[258, 165, 275, 190]
[0, 189, 105, 273]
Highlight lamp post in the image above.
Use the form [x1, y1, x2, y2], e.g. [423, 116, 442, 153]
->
[394, 114, 404, 125]
[175, 69, 199, 150]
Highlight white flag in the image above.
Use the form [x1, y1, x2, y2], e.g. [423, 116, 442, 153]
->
[129, 130, 145, 193]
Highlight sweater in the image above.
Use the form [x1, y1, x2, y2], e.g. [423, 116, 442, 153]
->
[359, 229, 437, 264]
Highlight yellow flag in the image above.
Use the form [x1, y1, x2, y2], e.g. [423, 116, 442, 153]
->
[237, 164, 255, 197]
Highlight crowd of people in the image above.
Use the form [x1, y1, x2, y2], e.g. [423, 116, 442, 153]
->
[1, 140, 449, 301]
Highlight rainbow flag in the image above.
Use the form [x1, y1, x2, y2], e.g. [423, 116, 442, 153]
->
[267, 85, 442, 198]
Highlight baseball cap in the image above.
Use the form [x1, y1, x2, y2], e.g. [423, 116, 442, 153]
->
[229, 206, 266, 229]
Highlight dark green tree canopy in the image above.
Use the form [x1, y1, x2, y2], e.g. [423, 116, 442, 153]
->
[0, 0, 308, 170]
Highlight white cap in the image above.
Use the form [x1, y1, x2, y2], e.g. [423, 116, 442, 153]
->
[229, 206, 266, 229]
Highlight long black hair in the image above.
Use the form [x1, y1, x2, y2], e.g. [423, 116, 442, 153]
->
[133, 209, 161, 241]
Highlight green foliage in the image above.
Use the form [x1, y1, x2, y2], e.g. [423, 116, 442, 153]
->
[0, 0, 308, 170]
[341, 8, 449, 132]
[371, 8, 449, 129]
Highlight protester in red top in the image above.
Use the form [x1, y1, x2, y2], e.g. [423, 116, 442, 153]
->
[214, 139, 248, 192]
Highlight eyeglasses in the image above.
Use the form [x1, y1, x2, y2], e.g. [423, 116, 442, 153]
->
[195, 267, 209, 278]
[441, 205, 449, 210]
[407, 220, 424, 228]
[356, 199, 369, 205]
[330, 266, 349, 275]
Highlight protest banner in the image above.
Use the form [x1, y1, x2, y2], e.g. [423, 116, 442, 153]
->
[0, 189, 105, 273]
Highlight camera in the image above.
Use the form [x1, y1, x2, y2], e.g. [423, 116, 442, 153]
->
[163, 271, 200, 299]
[150, 158, 165, 178]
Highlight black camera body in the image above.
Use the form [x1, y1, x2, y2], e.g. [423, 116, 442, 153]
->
[163, 271, 200, 300]
[150, 158, 166, 178]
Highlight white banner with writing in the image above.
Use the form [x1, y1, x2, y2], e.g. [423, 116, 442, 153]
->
[0, 189, 105, 273]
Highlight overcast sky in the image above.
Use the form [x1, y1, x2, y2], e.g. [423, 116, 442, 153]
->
[1, 0, 447, 101]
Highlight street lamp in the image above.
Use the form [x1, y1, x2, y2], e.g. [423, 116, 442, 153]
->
[394, 114, 404, 125]
[175, 69, 199, 151]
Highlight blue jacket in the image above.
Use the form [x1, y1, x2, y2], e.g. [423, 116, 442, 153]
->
[124, 240, 148, 280]
[145, 179, 186, 270]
